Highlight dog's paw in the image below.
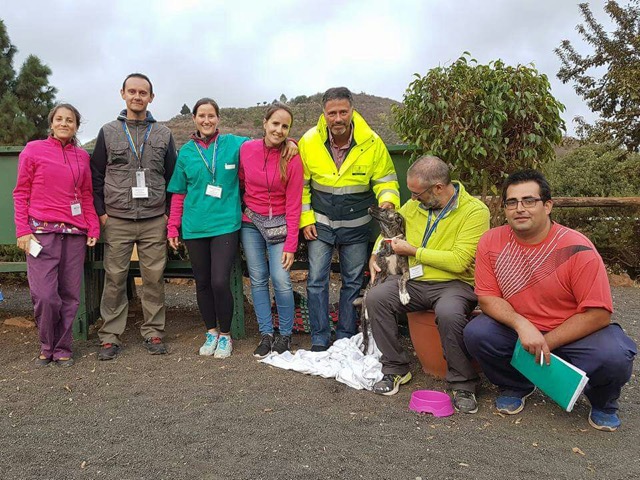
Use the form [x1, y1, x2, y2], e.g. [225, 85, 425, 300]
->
[399, 290, 410, 305]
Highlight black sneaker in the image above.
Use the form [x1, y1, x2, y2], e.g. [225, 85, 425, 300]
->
[373, 372, 412, 396]
[253, 334, 273, 358]
[143, 337, 167, 355]
[272, 335, 291, 355]
[98, 343, 121, 361]
[452, 390, 478, 414]
[310, 344, 329, 352]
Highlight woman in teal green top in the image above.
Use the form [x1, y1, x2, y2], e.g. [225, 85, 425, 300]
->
[167, 97, 249, 359]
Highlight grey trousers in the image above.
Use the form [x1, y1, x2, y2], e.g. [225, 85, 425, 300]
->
[367, 276, 479, 392]
[98, 215, 167, 345]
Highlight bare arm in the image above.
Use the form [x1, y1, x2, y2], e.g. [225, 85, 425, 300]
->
[544, 308, 610, 351]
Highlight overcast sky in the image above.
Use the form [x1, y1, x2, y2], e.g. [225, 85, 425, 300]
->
[2, 0, 610, 143]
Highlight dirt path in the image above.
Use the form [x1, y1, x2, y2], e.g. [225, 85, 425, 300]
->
[0, 285, 638, 480]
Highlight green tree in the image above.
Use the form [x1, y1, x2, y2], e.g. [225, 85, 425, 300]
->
[0, 19, 57, 145]
[556, 1, 640, 151]
[394, 53, 565, 207]
[279, 93, 287, 103]
[180, 103, 190, 115]
[14, 55, 56, 141]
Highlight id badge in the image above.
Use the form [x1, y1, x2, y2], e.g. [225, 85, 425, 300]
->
[70, 201, 82, 216]
[135, 169, 147, 188]
[206, 184, 222, 198]
[409, 264, 424, 279]
[132, 187, 149, 198]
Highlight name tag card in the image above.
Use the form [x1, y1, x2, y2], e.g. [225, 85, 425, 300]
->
[132, 187, 149, 198]
[206, 185, 222, 198]
[70, 201, 82, 216]
[409, 264, 424, 279]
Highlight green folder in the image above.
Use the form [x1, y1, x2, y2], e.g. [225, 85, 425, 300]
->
[510, 339, 589, 412]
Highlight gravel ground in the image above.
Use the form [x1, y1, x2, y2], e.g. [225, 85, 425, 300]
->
[0, 280, 638, 480]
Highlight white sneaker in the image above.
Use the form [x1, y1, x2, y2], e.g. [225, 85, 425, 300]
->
[214, 335, 233, 358]
[199, 332, 219, 356]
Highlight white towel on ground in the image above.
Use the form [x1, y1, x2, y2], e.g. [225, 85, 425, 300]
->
[260, 333, 384, 390]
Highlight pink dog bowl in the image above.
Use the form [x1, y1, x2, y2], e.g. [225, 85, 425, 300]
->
[409, 390, 454, 417]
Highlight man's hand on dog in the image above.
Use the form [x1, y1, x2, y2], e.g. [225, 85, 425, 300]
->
[389, 236, 417, 256]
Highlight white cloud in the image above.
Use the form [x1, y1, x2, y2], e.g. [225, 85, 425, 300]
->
[1, 0, 611, 141]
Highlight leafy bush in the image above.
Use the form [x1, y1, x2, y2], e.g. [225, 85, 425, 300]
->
[544, 143, 640, 274]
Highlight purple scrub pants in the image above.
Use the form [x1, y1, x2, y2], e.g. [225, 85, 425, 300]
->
[26, 233, 86, 360]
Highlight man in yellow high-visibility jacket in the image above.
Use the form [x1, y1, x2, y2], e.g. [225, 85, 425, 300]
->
[299, 87, 400, 351]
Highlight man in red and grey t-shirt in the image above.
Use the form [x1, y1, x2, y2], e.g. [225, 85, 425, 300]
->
[464, 170, 636, 431]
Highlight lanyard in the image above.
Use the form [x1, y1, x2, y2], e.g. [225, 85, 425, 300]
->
[263, 143, 280, 219]
[122, 122, 152, 166]
[421, 186, 459, 248]
[194, 139, 219, 182]
[60, 143, 80, 199]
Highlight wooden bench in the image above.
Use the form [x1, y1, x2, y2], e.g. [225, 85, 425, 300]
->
[407, 309, 481, 379]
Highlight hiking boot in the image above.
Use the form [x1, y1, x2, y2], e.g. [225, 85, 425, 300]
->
[143, 337, 167, 355]
[56, 357, 75, 367]
[199, 331, 219, 356]
[214, 335, 233, 359]
[589, 407, 621, 432]
[496, 387, 536, 415]
[310, 344, 329, 352]
[373, 372, 412, 396]
[452, 390, 478, 414]
[98, 343, 121, 361]
[253, 334, 273, 358]
[272, 334, 291, 355]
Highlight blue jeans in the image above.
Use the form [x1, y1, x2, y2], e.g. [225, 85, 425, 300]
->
[241, 225, 294, 336]
[307, 238, 368, 347]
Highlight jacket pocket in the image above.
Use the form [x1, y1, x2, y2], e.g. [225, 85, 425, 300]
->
[104, 169, 132, 211]
[108, 142, 131, 166]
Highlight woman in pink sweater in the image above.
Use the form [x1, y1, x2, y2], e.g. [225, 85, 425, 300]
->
[239, 103, 303, 357]
[13, 104, 100, 367]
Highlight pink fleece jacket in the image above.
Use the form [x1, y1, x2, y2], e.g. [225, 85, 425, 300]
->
[13, 137, 100, 238]
[239, 139, 303, 253]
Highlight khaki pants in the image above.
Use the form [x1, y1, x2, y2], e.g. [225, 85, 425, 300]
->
[98, 215, 167, 345]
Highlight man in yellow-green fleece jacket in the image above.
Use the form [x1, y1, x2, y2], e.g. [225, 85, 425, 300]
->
[368, 156, 489, 414]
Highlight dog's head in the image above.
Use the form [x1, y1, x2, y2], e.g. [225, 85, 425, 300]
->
[368, 205, 405, 238]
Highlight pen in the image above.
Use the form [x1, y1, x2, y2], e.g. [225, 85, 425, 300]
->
[540, 352, 545, 367]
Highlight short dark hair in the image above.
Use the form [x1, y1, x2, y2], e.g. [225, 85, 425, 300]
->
[192, 97, 220, 117]
[501, 169, 552, 203]
[322, 87, 353, 107]
[122, 73, 154, 95]
[48, 103, 82, 145]
[407, 156, 451, 186]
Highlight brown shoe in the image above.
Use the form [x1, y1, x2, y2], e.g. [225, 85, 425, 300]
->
[98, 343, 121, 361]
[143, 337, 167, 355]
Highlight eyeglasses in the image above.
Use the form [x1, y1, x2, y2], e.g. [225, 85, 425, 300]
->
[503, 198, 544, 210]
[410, 184, 436, 199]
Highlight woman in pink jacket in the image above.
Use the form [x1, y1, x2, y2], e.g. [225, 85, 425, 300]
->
[13, 104, 99, 367]
[239, 103, 303, 358]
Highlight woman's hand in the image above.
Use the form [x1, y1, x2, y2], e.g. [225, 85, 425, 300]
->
[168, 237, 180, 251]
[17, 234, 37, 253]
[281, 252, 294, 271]
[281, 140, 298, 161]
[86, 237, 97, 247]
